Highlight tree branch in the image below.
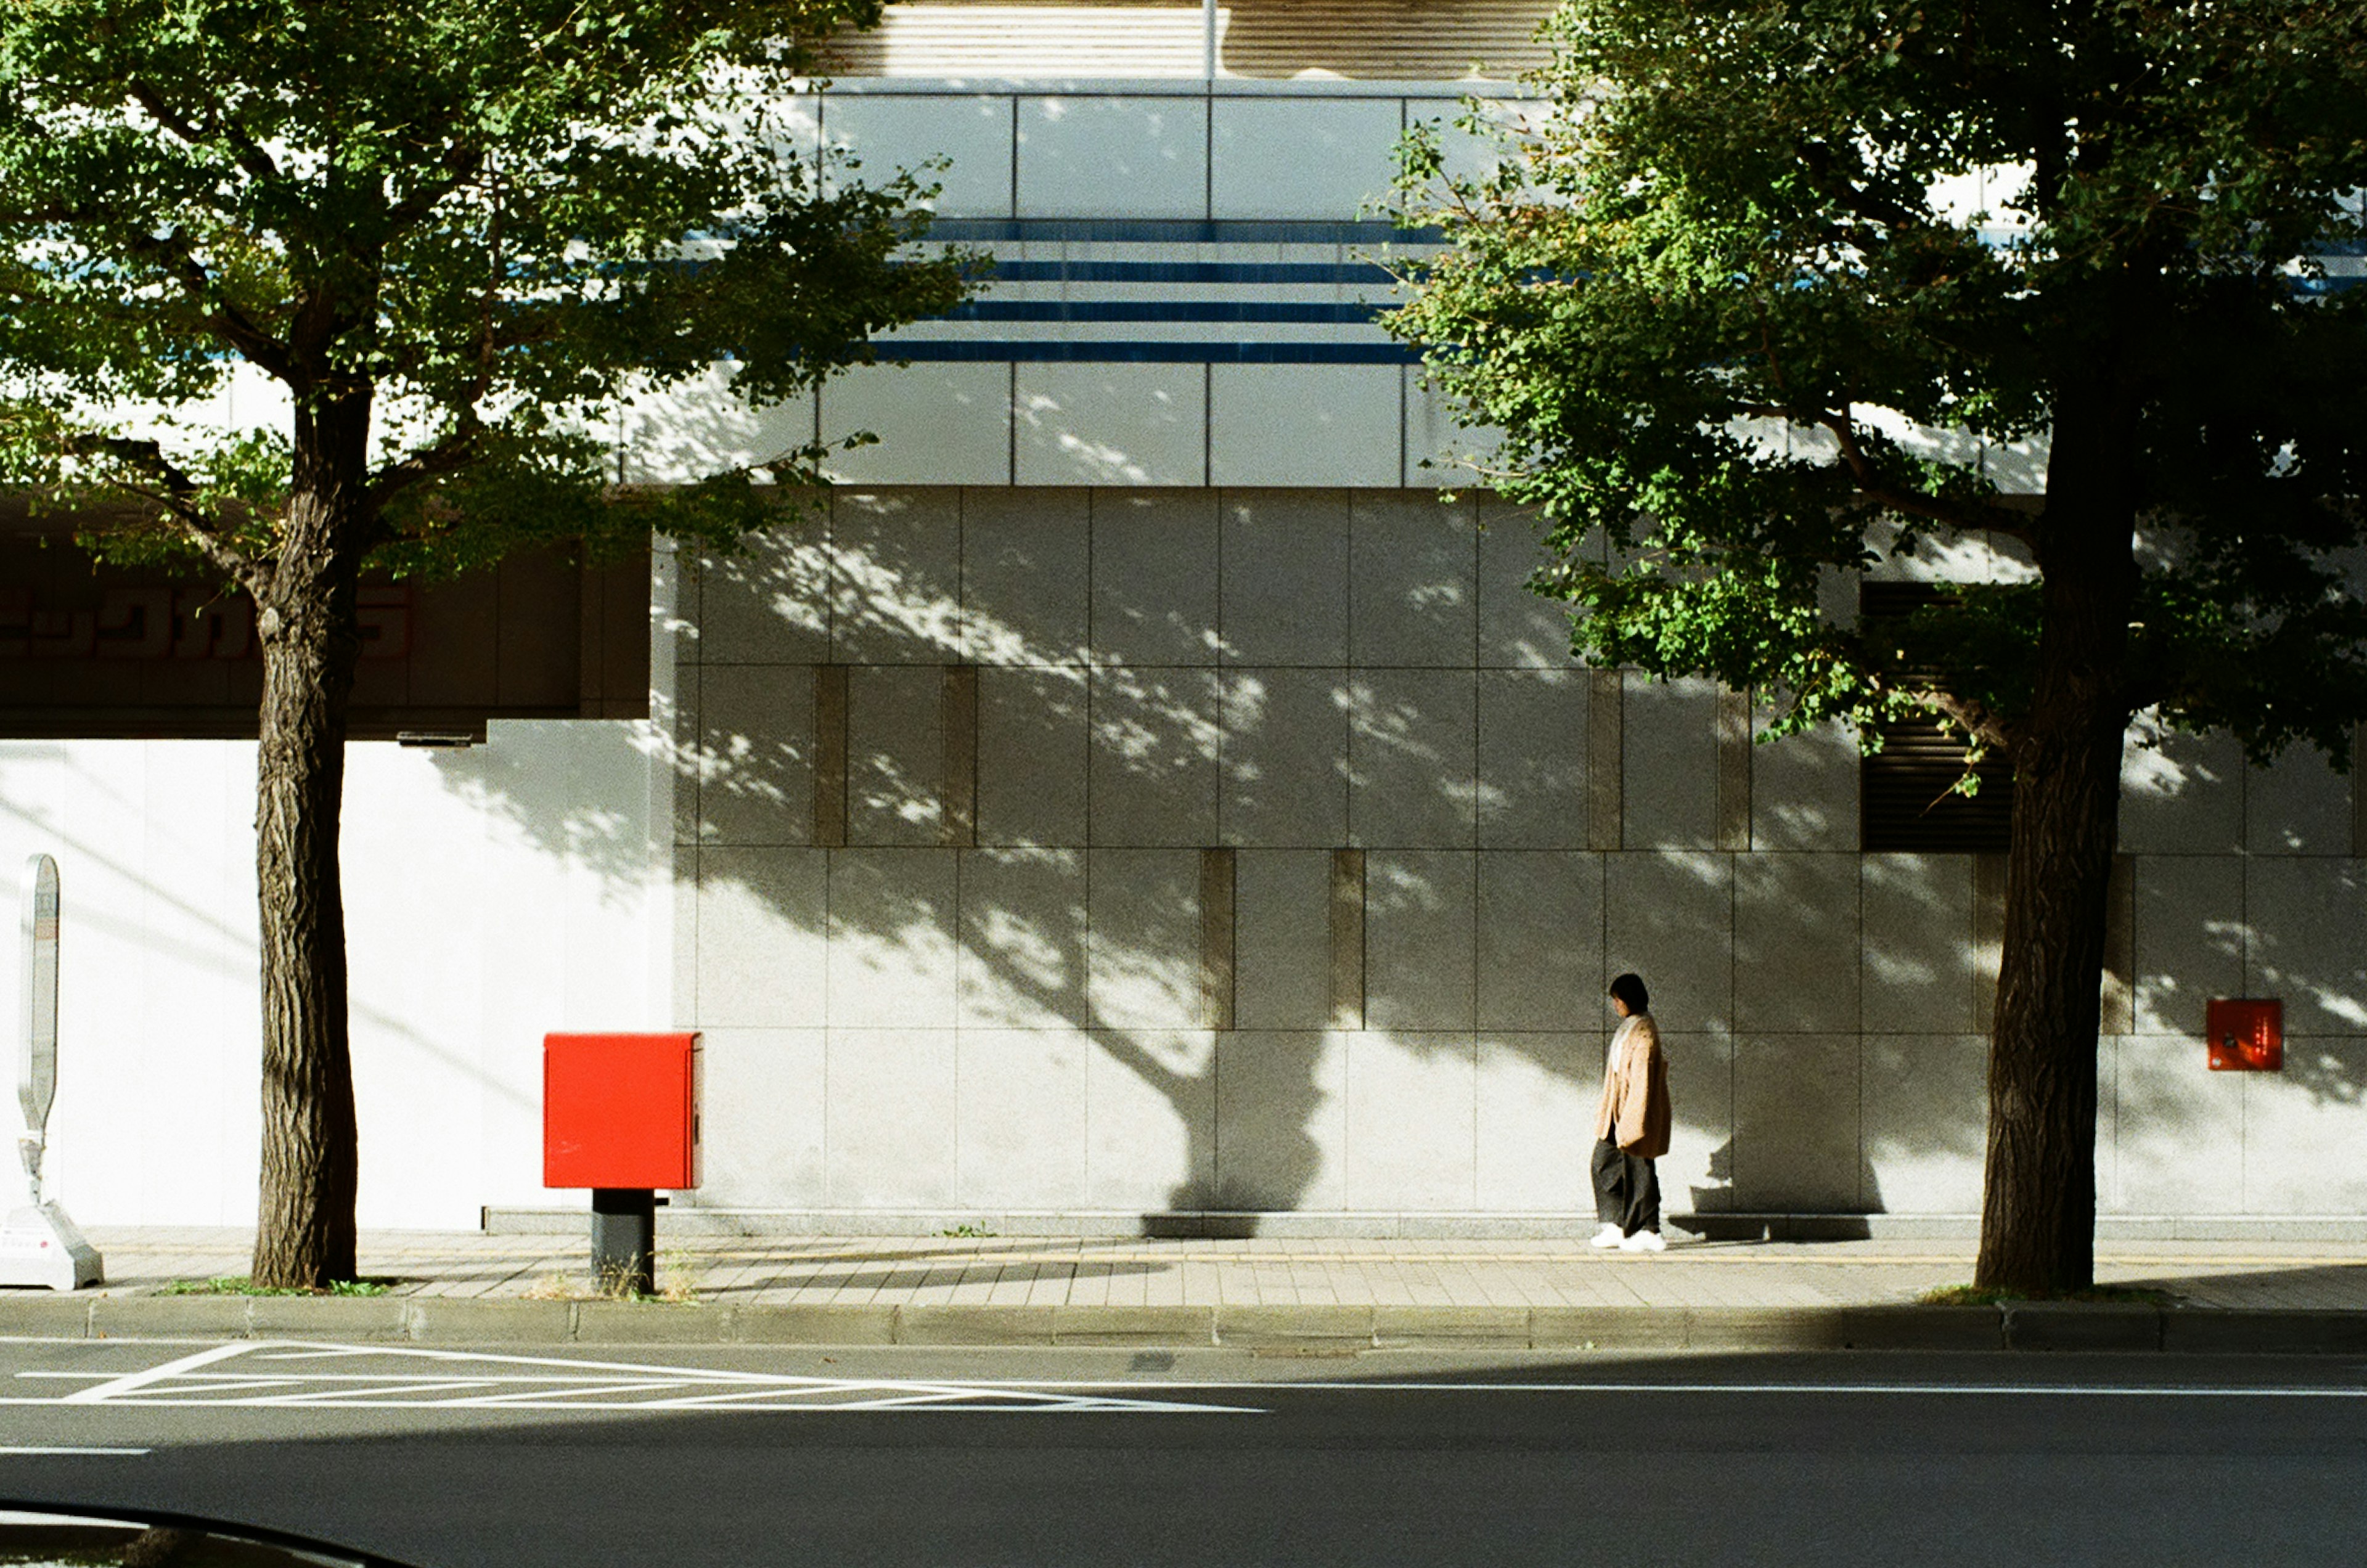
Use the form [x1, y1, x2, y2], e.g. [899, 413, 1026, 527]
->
[125, 81, 279, 182]
[1816, 410, 2036, 541]
[120, 229, 297, 382]
[365, 427, 480, 513]
[77, 436, 266, 590]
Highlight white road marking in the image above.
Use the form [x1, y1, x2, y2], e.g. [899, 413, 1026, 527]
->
[1, 1342, 1259, 1415]
[0, 1445, 149, 1455]
[59, 1341, 254, 1405]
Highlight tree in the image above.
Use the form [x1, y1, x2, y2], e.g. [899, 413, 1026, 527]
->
[0, 1, 967, 1286]
[1391, 0, 2367, 1292]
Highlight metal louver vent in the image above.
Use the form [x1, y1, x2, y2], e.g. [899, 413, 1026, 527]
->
[823, 1, 1556, 80]
[1860, 583, 2015, 853]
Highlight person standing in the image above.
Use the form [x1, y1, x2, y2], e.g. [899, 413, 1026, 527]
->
[1590, 972, 1672, 1252]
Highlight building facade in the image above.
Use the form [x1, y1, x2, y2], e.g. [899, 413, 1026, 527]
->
[2, 2, 2362, 1236]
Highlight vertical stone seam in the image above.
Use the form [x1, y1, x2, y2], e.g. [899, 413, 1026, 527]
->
[2354, 723, 2367, 856]
[941, 664, 979, 847]
[813, 665, 849, 849]
[1200, 847, 1237, 1031]
[1588, 669, 1624, 851]
[1330, 847, 1366, 1031]
[1715, 689, 1753, 852]
[2101, 853, 2135, 1035]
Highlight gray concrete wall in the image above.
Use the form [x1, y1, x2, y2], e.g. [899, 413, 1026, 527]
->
[668, 485, 2367, 1222]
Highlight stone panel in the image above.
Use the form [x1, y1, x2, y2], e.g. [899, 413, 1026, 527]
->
[1474, 497, 1571, 669]
[1621, 677, 1722, 850]
[1751, 719, 1859, 852]
[956, 848, 1088, 1031]
[1476, 851, 1603, 1032]
[1085, 1031, 1216, 1208]
[2114, 1034, 2244, 1215]
[1734, 854, 1862, 1033]
[2120, 727, 2244, 856]
[846, 665, 944, 846]
[1604, 852, 1733, 1034]
[1233, 851, 1334, 1032]
[1348, 492, 1478, 668]
[959, 488, 1091, 664]
[1218, 489, 1350, 666]
[1090, 490, 1220, 668]
[1219, 669, 1351, 847]
[1085, 849, 1203, 1031]
[957, 1029, 1091, 1208]
[681, 1028, 827, 1209]
[2246, 858, 2367, 1035]
[1343, 1032, 1478, 1211]
[1475, 1033, 1593, 1211]
[693, 847, 828, 1029]
[975, 667, 1089, 847]
[1347, 669, 1478, 848]
[1476, 669, 1590, 849]
[1860, 854, 1977, 1035]
[2246, 747, 2352, 856]
[1364, 849, 1477, 1033]
[1214, 1030, 1348, 1211]
[1732, 1035, 1860, 1211]
[825, 1028, 957, 1207]
[2243, 1041, 2367, 1212]
[1661, 1032, 1736, 1216]
[695, 527, 831, 666]
[1860, 1035, 1986, 1214]
[1087, 666, 1222, 846]
[695, 664, 815, 846]
[827, 489, 964, 664]
[827, 849, 959, 1031]
[2132, 854, 2242, 1035]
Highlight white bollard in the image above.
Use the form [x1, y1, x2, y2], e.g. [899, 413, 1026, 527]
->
[0, 855, 101, 1291]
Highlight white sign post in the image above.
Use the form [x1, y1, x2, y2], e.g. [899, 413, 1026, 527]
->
[0, 856, 100, 1289]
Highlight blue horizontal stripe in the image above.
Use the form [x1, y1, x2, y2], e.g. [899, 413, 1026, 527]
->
[943, 300, 1384, 324]
[882, 340, 1420, 364]
[984, 261, 1399, 285]
[928, 218, 1442, 245]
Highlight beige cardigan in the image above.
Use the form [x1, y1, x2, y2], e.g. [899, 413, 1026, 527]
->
[1593, 1013, 1672, 1159]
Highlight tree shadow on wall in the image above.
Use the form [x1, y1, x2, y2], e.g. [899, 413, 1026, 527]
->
[409, 489, 2367, 1231]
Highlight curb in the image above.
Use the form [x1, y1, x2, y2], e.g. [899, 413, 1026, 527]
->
[1, 1297, 2361, 1354]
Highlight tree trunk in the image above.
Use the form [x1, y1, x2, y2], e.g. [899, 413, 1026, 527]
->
[1973, 385, 2138, 1297]
[250, 391, 370, 1290]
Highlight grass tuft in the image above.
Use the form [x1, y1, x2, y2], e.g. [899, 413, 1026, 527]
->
[158, 1276, 394, 1298]
[1920, 1283, 2178, 1307]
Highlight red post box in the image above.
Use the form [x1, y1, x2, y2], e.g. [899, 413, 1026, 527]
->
[2206, 1000, 2282, 1072]
[543, 1032, 703, 1190]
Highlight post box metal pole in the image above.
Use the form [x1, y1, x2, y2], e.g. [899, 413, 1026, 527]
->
[589, 1187, 655, 1296]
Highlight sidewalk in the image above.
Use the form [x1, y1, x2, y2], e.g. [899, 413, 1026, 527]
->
[0, 1228, 2358, 1353]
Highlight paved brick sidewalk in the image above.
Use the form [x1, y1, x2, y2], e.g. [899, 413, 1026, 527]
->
[74, 1228, 2367, 1312]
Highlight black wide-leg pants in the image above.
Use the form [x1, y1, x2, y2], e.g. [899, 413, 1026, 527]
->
[1591, 1138, 1661, 1235]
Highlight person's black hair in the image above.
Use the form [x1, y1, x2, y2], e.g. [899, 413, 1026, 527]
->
[1608, 973, 1650, 1014]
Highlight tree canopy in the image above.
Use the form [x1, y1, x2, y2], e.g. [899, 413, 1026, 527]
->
[0, 0, 965, 582]
[1391, 0, 2367, 1291]
[1393, 0, 2367, 764]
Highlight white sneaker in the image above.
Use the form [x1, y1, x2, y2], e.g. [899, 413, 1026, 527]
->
[1588, 1223, 1625, 1249]
[1619, 1229, 1666, 1253]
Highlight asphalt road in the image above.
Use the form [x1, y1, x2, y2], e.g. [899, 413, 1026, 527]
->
[0, 1336, 2358, 1566]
